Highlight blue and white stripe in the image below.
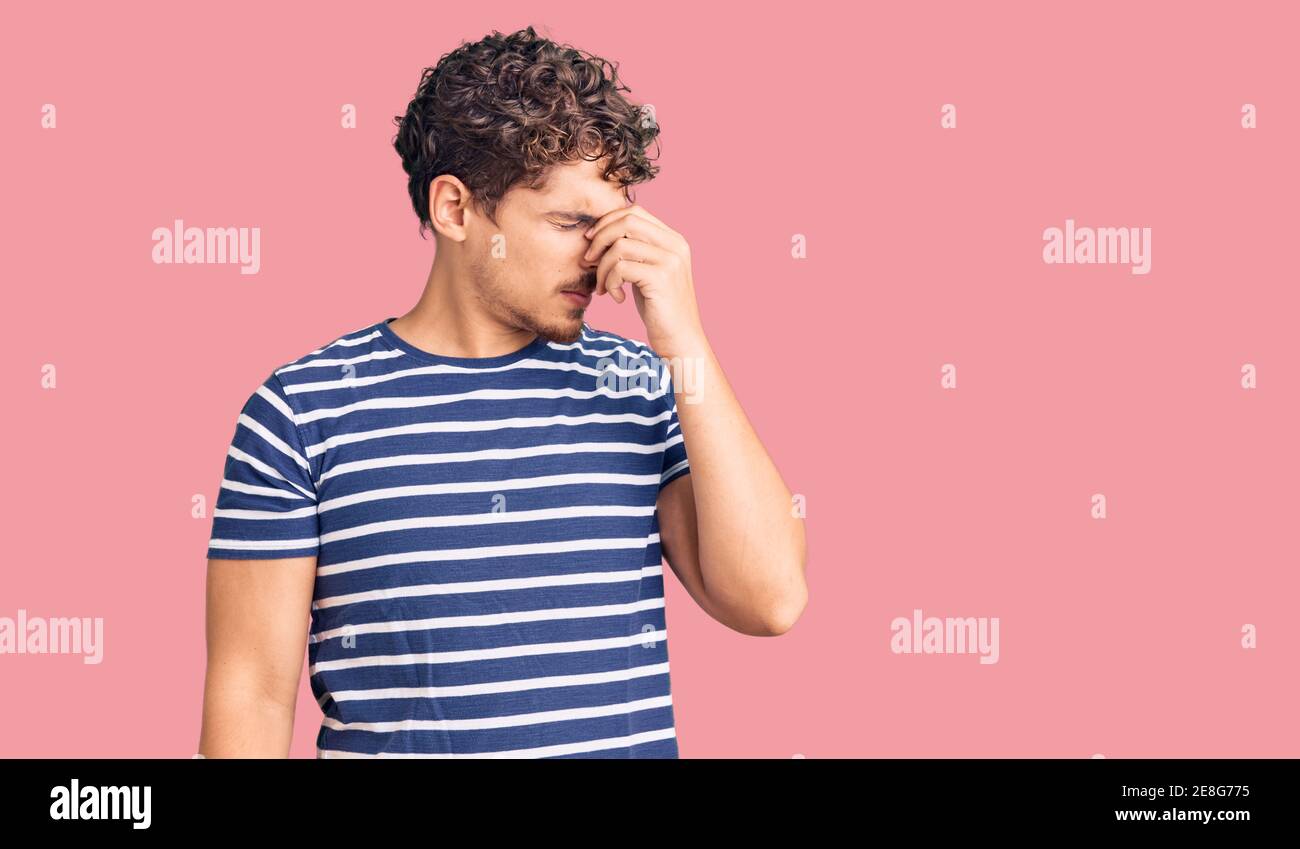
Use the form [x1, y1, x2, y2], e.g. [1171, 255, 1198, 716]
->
[207, 318, 690, 758]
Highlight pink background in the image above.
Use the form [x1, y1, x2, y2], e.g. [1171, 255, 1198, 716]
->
[2, 1, 1297, 757]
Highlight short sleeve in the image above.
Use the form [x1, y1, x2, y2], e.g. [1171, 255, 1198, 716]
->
[659, 366, 691, 492]
[206, 371, 321, 559]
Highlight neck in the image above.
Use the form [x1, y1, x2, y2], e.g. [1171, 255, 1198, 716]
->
[388, 252, 537, 359]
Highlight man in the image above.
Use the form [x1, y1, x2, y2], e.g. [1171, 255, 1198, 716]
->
[199, 26, 806, 758]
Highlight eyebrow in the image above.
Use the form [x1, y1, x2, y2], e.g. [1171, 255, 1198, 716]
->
[544, 210, 601, 225]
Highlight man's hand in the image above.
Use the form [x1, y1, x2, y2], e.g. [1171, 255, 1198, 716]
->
[583, 203, 705, 359]
[584, 203, 808, 636]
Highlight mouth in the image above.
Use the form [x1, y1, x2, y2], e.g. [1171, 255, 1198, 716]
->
[560, 289, 592, 307]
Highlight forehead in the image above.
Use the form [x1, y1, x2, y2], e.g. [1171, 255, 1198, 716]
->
[527, 157, 628, 213]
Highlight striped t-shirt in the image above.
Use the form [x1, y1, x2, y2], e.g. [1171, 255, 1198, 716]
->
[206, 317, 690, 758]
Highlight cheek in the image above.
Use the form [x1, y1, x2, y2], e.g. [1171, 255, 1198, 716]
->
[528, 235, 581, 280]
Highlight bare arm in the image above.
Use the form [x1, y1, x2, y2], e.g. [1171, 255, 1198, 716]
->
[579, 202, 807, 637]
[198, 555, 317, 758]
[656, 341, 808, 636]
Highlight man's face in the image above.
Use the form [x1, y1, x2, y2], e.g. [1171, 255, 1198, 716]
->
[465, 156, 629, 344]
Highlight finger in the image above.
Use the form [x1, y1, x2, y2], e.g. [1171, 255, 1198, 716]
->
[584, 212, 676, 266]
[605, 258, 641, 304]
[619, 203, 670, 229]
[602, 242, 672, 304]
[607, 257, 667, 305]
[617, 205, 688, 255]
[584, 203, 676, 250]
[595, 237, 664, 300]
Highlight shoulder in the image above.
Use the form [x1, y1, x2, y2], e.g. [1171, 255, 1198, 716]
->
[232, 320, 388, 417]
[269, 320, 391, 383]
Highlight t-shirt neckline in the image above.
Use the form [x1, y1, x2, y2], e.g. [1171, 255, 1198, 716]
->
[375, 317, 556, 367]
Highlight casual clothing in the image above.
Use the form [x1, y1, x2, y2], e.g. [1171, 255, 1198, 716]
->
[207, 318, 690, 757]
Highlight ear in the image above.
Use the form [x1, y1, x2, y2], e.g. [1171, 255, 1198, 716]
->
[428, 175, 474, 241]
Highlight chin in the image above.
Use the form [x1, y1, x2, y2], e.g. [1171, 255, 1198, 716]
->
[532, 311, 585, 344]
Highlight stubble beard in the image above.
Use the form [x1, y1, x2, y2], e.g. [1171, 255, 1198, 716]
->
[473, 259, 589, 345]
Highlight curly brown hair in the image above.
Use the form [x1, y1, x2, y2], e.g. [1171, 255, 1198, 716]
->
[392, 26, 662, 239]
